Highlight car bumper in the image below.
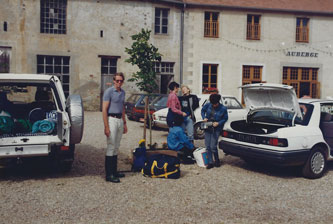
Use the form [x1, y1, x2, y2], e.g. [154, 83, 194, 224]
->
[219, 140, 310, 166]
[152, 120, 168, 129]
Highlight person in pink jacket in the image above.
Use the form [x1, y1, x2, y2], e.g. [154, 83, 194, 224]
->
[166, 82, 186, 127]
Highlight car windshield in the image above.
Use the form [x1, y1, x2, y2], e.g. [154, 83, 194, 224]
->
[153, 96, 168, 107]
[223, 97, 242, 109]
[201, 96, 243, 110]
[248, 103, 313, 126]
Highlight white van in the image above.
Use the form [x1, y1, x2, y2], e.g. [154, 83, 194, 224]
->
[0, 74, 84, 171]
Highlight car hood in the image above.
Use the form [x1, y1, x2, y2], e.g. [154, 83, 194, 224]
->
[242, 83, 302, 118]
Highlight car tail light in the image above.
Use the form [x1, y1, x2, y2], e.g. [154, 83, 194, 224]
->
[222, 131, 288, 147]
[267, 138, 288, 147]
[61, 146, 69, 151]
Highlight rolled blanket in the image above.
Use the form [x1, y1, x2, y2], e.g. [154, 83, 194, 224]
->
[32, 120, 55, 134]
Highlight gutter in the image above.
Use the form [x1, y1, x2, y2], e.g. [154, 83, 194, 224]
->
[179, 3, 185, 85]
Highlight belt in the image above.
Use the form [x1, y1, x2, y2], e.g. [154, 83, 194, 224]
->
[108, 113, 122, 119]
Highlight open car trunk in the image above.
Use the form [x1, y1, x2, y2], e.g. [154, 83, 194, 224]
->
[230, 119, 287, 135]
[0, 81, 63, 142]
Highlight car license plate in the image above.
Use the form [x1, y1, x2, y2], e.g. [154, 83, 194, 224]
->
[160, 117, 166, 121]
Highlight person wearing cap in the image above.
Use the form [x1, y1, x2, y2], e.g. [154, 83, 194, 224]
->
[102, 72, 128, 183]
[201, 93, 228, 169]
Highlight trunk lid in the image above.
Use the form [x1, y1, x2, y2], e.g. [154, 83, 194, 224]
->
[241, 83, 302, 125]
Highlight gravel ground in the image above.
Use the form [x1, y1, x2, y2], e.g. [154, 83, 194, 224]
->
[1, 111, 333, 223]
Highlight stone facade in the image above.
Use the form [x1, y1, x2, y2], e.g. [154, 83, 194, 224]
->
[183, 8, 333, 100]
[0, 0, 182, 110]
[1, 0, 333, 110]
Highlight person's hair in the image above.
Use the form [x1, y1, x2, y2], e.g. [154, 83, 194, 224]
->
[210, 94, 221, 105]
[168, 81, 179, 91]
[113, 72, 124, 81]
[181, 85, 191, 93]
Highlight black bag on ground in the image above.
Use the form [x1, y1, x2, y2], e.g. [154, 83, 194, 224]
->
[142, 154, 181, 179]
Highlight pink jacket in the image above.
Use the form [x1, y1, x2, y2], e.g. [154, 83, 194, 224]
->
[167, 92, 183, 115]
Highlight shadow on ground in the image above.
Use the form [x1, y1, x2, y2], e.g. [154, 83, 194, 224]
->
[222, 154, 333, 179]
[0, 144, 131, 181]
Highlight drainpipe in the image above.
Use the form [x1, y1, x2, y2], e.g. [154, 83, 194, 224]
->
[180, 3, 185, 85]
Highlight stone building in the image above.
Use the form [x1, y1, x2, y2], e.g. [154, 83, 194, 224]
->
[182, 0, 333, 102]
[0, 0, 183, 110]
[1, 0, 333, 110]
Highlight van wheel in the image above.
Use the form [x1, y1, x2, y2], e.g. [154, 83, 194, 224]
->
[302, 147, 326, 179]
[194, 123, 205, 139]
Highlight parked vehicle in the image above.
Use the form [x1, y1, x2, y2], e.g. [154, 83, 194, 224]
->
[219, 83, 333, 179]
[136, 95, 168, 122]
[0, 74, 84, 172]
[125, 93, 162, 121]
[152, 94, 246, 139]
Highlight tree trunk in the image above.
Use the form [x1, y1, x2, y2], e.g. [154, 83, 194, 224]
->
[143, 96, 148, 146]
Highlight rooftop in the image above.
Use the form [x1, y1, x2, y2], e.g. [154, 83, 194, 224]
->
[180, 0, 333, 15]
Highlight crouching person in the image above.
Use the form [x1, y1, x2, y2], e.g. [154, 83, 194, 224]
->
[167, 115, 195, 163]
[201, 93, 228, 169]
[102, 73, 128, 183]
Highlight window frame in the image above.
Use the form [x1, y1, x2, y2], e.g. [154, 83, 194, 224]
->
[202, 64, 218, 94]
[246, 14, 261, 40]
[242, 65, 263, 104]
[204, 12, 219, 38]
[154, 8, 169, 35]
[154, 62, 175, 94]
[282, 67, 319, 98]
[37, 55, 70, 97]
[296, 17, 309, 43]
[40, 0, 67, 35]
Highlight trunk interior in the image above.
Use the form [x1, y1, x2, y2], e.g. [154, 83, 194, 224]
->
[230, 120, 286, 134]
[0, 84, 59, 138]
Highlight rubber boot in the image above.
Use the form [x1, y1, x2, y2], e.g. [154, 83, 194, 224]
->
[114, 155, 125, 178]
[105, 156, 113, 181]
[106, 156, 120, 183]
[213, 152, 221, 167]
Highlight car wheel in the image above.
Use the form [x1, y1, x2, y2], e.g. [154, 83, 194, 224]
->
[194, 123, 205, 139]
[302, 147, 326, 179]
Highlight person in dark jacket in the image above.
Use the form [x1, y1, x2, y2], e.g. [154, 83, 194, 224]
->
[201, 93, 228, 169]
[179, 85, 199, 142]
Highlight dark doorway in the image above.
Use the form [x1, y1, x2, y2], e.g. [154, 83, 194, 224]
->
[300, 82, 310, 98]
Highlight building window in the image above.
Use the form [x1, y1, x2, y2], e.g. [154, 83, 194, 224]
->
[204, 12, 219, 38]
[202, 64, 218, 94]
[154, 62, 174, 94]
[296, 18, 309, 43]
[40, 0, 67, 34]
[242, 66, 262, 85]
[155, 8, 169, 34]
[100, 56, 119, 110]
[0, 47, 10, 73]
[3, 22, 7, 32]
[101, 57, 118, 88]
[37, 55, 70, 97]
[242, 65, 263, 104]
[282, 67, 319, 98]
[247, 15, 261, 40]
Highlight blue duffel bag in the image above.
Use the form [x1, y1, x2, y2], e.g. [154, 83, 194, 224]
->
[142, 154, 180, 179]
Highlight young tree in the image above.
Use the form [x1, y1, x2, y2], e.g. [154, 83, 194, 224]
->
[125, 29, 162, 147]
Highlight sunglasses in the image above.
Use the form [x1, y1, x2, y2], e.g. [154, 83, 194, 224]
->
[114, 79, 124, 83]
